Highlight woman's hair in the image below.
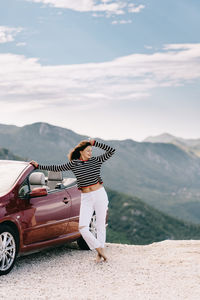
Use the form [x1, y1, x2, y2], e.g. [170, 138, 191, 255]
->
[68, 140, 91, 161]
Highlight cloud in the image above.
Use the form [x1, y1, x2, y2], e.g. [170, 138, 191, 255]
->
[128, 4, 145, 13]
[145, 45, 153, 50]
[16, 42, 27, 47]
[27, 0, 145, 17]
[0, 43, 200, 111]
[0, 26, 22, 44]
[112, 20, 132, 25]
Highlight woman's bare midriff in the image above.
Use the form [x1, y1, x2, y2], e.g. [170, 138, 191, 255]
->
[81, 182, 103, 193]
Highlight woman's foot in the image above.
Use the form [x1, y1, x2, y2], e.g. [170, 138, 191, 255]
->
[96, 253, 102, 263]
[96, 247, 107, 262]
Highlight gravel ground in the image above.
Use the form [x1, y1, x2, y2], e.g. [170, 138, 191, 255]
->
[0, 240, 200, 300]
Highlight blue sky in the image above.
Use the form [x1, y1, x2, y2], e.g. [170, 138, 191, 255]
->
[0, 0, 200, 141]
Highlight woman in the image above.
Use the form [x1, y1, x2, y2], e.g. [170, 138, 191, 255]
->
[30, 139, 115, 262]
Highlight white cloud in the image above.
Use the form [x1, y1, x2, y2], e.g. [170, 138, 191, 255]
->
[112, 19, 132, 24]
[0, 26, 23, 44]
[16, 42, 27, 47]
[27, 0, 122, 14]
[27, 0, 145, 17]
[128, 4, 145, 13]
[0, 43, 200, 110]
[145, 45, 153, 50]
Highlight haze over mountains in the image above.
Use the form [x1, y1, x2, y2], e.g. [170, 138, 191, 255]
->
[1, 122, 200, 224]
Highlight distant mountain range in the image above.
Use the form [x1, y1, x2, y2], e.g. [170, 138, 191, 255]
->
[144, 133, 200, 157]
[1, 122, 200, 224]
[106, 189, 200, 245]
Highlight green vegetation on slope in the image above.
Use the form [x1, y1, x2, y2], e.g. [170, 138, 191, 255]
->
[103, 139, 200, 223]
[0, 148, 24, 161]
[106, 189, 200, 245]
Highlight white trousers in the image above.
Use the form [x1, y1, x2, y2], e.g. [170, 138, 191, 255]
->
[79, 187, 109, 250]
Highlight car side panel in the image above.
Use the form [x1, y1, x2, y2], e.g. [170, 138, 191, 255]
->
[22, 189, 71, 245]
[65, 186, 81, 235]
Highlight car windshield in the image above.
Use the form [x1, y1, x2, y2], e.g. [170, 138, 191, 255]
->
[0, 161, 28, 196]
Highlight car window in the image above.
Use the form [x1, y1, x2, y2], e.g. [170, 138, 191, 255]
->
[18, 178, 30, 198]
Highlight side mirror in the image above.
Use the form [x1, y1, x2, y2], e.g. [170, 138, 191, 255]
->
[29, 187, 48, 198]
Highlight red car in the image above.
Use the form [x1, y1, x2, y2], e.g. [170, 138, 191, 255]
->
[0, 160, 97, 275]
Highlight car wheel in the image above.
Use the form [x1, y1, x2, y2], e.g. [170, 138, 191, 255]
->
[0, 225, 18, 276]
[77, 213, 97, 250]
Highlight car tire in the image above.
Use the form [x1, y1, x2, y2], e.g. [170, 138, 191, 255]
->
[0, 225, 19, 276]
[77, 213, 97, 250]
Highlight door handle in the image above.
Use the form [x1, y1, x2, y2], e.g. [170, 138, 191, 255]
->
[63, 197, 69, 204]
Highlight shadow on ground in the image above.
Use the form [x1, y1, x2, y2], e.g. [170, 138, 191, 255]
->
[15, 242, 82, 269]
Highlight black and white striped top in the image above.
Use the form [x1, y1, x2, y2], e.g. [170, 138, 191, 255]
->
[38, 141, 115, 190]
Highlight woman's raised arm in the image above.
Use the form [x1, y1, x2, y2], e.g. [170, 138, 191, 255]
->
[30, 160, 74, 172]
[92, 140, 115, 163]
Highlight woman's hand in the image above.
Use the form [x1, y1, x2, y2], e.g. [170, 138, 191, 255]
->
[89, 139, 95, 146]
[30, 160, 39, 168]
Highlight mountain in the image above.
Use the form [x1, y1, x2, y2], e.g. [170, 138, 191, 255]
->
[0, 122, 87, 162]
[0, 147, 24, 161]
[106, 189, 200, 245]
[1, 122, 200, 224]
[2, 144, 199, 245]
[105, 139, 200, 224]
[144, 133, 200, 157]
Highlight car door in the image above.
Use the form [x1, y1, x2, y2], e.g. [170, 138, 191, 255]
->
[23, 188, 71, 245]
[65, 186, 81, 236]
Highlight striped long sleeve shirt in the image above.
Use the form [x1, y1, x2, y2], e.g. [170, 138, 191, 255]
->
[38, 141, 115, 190]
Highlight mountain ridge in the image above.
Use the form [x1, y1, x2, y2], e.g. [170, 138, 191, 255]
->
[144, 132, 200, 157]
[1, 122, 200, 224]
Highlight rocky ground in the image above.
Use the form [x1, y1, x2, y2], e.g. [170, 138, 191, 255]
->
[0, 240, 199, 300]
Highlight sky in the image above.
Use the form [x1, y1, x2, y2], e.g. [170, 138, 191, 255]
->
[0, 0, 200, 141]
